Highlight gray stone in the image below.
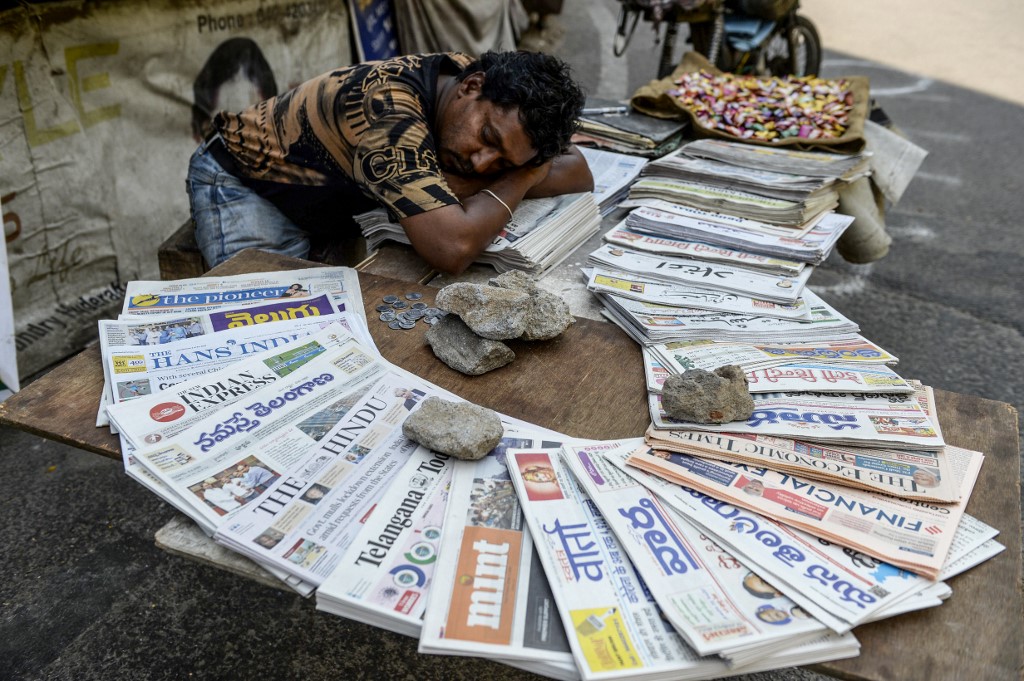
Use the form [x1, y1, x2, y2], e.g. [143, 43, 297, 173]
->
[489, 270, 575, 341]
[425, 315, 515, 375]
[435, 282, 530, 340]
[402, 397, 504, 460]
[661, 365, 755, 424]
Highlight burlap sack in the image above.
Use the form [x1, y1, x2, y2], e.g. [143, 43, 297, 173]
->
[630, 51, 870, 153]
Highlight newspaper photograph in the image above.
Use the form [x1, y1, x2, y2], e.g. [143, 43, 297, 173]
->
[650, 388, 944, 450]
[121, 265, 365, 324]
[601, 446, 933, 631]
[621, 443, 983, 579]
[602, 223, 806, 276]
[588, 243, 813, 304]
[559, 440, 831, 659]
[586, 268, 811, 320]
[212, 374, 437, 584]
[315, 445, 454, 637]
[419, 433, 577, 669]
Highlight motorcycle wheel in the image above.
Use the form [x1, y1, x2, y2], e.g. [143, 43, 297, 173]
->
[776, 14, 821, 77]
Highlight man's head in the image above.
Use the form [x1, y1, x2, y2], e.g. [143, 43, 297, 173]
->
[437, 51, 584, 176]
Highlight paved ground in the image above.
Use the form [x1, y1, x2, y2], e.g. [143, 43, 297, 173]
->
[2, 1, 1021, 680]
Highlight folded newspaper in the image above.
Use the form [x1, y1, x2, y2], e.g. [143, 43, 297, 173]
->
[356, 192, 601, 275]
[620, 442, 982, 579]
[505, 446, 859, 680]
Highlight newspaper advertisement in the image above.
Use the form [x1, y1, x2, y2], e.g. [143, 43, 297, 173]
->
[315, 445, 454, 637]
[560, 440, 830, 659]
[621, 443, 983, 579]
[650, 388, 944, 450]
[651, 337, 899, 377]
[602, 446, 932, 631]
[588, 243, 812, 304]
[602, 223, 806, 276]
[121, 266, 366, 324]
[587, 268, 811, 320]
[419, 433, 577, 669]
[211, 372, 435, 584]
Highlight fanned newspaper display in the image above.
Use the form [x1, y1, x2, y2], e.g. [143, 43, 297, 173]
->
[579, 148, 648, 216]
[419, 432, 578, 676]
[619, 443, 982, 579]
[356, 192, 601, 275]
[559, 440, 834, 661]
[505, 446, 859, 680]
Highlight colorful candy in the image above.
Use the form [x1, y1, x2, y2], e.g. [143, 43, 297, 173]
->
[668, 70, 855, 142]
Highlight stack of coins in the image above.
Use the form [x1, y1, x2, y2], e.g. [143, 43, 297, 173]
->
[377, 293, 447, 330]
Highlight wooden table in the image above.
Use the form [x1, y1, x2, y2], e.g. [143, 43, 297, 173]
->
[1, 249, 1020, 681]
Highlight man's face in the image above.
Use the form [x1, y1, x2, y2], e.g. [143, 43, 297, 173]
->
[436, 73, 538, 177]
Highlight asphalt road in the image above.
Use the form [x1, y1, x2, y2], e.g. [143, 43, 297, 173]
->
[2, 3, 1021, 680]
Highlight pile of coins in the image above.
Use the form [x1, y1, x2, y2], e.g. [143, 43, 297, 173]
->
[670, 70, 855, 142]
[376, 292, 447, 330]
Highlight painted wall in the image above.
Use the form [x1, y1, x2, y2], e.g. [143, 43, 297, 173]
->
[0, 0, 353, 378]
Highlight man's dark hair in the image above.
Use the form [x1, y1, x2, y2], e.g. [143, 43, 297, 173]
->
[457, 51, 585, 165]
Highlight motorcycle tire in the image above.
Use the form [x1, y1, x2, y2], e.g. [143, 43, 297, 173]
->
[778, 14, 821, 77]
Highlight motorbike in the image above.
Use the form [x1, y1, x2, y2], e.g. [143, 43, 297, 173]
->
[613, 0, 822, 80]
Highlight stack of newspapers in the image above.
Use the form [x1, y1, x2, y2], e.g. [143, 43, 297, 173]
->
[574, 98, 689, 159]
[355, 191, 601, 275]
[96, 272, 1001, 679]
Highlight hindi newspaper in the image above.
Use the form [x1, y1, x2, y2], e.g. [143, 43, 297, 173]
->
[586, 268, 812, 321]
[650, 388, 944, 450]
[579, 147, 647, 216]
[419, 432, 578, 671]
[588, 243, 813, 304]
[643, 350, 911, 396]
[621, 443, 983, 579]
[559, 440, 832, 660]
[506, 447, 859, 680]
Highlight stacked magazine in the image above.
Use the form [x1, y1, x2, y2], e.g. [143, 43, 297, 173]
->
[575, 98, 689, 158]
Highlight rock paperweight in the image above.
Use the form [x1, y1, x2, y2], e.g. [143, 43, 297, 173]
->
[402, 397, 503, 460]
[425, 315, 515, 375]
[661, 365, 755, 424]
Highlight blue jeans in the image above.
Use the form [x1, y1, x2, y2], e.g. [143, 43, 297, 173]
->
[186, 139, 310, 267]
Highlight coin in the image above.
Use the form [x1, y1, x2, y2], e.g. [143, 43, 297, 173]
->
[383, 295, 400, 304]
[392, 300, 408, 309]
[379, 311, 396, 322]
[405, 292, 423, 300]
[411, 302, 428, 310]
[388, 320, 402, 330]
[398, 320, 416, 329]
[422, 316, 441, 325]
[375, 304, 391, 312]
